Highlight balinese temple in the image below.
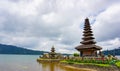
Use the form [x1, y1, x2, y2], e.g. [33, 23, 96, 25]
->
[51, 46, 55, 53]
[75, 18, 102, 57]
[49, 46, 56, 59]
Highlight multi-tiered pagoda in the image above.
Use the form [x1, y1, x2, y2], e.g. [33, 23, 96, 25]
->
[75, 18, 102, 57]
[49, 46, 56, 59]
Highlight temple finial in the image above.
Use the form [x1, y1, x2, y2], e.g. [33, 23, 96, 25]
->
[86, 17, 89, 19]
[85, 17, 90, 25]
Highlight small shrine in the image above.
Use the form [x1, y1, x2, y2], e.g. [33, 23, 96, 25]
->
[49, 46, 56, 59]
[37, 46, 64, 63]
[75, 18, 102, 57]
[38, 46, 63, 60]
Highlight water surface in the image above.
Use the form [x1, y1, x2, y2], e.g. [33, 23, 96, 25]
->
[0, 54, 91, 71]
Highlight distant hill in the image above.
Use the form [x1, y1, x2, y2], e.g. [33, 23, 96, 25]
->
[103, 47, 120, 55]
[0, 44, 48, 55]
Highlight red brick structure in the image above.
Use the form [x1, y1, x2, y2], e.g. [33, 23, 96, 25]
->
[75, 18, 102, 57]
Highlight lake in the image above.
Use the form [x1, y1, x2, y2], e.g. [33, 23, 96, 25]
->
[0, 54, 91, 71]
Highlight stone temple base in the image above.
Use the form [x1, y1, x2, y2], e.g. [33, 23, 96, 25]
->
[37, 58, 62, 63]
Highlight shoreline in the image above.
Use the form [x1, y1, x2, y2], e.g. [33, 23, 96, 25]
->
[37, 59, 96, 71]
[37, 58, 61, 63]
[37, 58, 120, 71]
[61, 65, 97, 71]
[60, 62, 120, 71]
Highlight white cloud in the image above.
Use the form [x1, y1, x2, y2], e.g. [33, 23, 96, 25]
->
[0, 0, 44, 16]
[93, 3, 120, 41]
[0, 0, 120, 54]
[98, 38, 120, 50]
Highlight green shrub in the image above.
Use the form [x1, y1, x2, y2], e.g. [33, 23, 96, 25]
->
[115, 61, 120, 67]
[62, 57, 119, 66]
[73, 53, 79, 57]
[68, 62, 74, 64]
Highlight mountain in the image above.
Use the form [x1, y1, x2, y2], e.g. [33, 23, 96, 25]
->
[103, 47, 120, 55]
[0, 44, 48, 55]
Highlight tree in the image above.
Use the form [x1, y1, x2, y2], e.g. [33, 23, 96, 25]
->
[73, 53, 79, 57]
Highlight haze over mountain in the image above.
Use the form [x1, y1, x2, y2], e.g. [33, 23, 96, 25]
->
[0, 44, 47, 55]
[103, 47, 120, 55]
[0, 43, 120, 55]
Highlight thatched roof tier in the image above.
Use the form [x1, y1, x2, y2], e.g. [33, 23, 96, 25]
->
[83, 33, 93, 36]
[75, 44, 102, 50]
[80, 40, 96, 44]
[82, 36, 95, 40]
[83, 30, 92, 33]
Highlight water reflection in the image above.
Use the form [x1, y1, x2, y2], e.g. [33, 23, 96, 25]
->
[37, 62, 65, 71]
[37, 61, 92, 71]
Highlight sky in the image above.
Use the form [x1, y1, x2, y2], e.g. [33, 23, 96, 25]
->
[0, 0, 120, 54]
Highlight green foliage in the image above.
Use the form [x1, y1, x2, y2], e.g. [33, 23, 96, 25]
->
[109, 60, 117, 65]
[60, 60, 67, 63]
[61, 59, 111, 67]
[61, 57, 119, 67]
[107, 54, 113, 60]
[115, 61, 120, 67]
[94, 64, 110, 67]
[73, 53, 79, 57]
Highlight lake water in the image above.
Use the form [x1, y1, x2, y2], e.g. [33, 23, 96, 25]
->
[0, 54, 91, 71]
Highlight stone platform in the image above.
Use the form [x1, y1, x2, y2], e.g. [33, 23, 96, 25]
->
[37, 58, 62, 63]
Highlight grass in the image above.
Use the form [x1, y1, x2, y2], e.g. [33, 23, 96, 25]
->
[73, 62, 110, 67]
[115, 61, 120, 67]
[94, 64, 110, 67]
[60, 59, 116, 67]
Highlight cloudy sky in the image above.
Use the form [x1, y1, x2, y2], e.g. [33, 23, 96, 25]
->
[0, 0, 120, 54]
